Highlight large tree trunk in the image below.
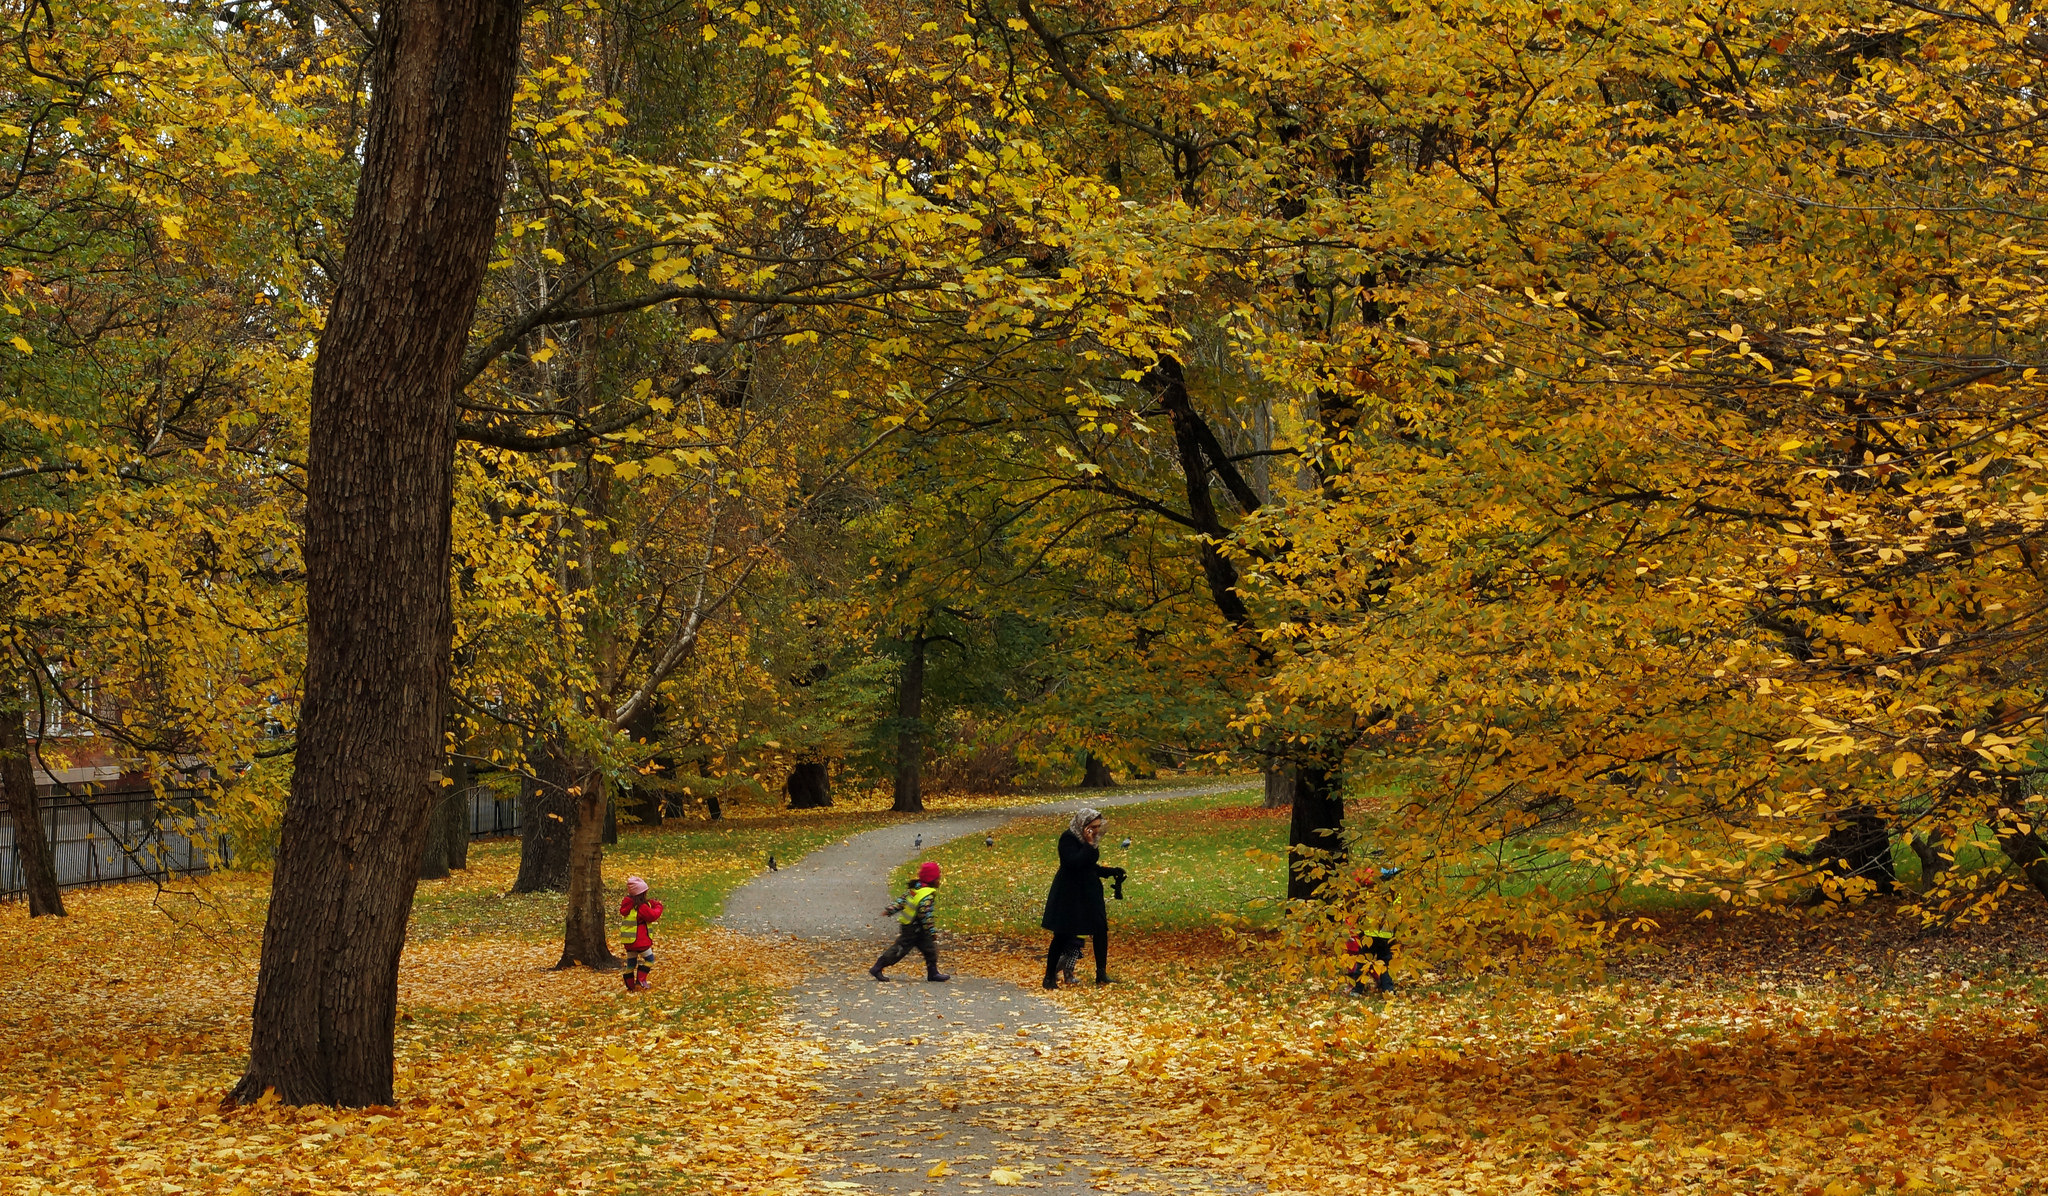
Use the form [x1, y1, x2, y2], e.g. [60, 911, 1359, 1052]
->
[0, 702, 63, 917]
[786, 759, 832, 808]
[557, 760, 618, 969]
[515, 742, 576, 892]
[1263, 762, 1295, 810]
[892, 634, 927, 813]
[1286, 763, 1345, 900]
[1082, 753, 1117, 789]
[229, 0, 523, 1109]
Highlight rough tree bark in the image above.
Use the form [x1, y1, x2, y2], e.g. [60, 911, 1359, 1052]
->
[892, 633, 927, 813]
[1082, 753, 1117, 789]
[557, 758, 618, 969]
[417, 793, 450, 880]
[228, 0, 523, 1108]
[443, 759, 470, 870]
[786, 759, 833, 808]
[515, 741, 576, 893]
[1287, 762, 1345, 900]
[0, 700, 63, 917]
[1263, 762, 1295, 810]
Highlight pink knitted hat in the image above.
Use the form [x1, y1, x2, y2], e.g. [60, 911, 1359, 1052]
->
[625, 876, 648, 896]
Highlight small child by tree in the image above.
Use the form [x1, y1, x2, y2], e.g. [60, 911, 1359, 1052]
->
[619, 876, 663, 992]
[871, 861, 950, 982]
[1345, 866, 1400, 995]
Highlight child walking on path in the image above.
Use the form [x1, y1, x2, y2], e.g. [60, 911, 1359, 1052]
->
[871, 861, 950, 982]
[620, 876, 664, 992]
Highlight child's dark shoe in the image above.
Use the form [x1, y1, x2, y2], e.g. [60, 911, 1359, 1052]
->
[622, 973, 638, 992]
[926, 972, 951, 982]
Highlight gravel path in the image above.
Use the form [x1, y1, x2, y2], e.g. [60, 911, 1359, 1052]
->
[716, 781, 1258, 1195]
[718, 782, 1249, 942]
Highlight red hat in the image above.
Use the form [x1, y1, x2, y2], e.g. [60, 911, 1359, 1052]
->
[916, 861, 942, 884]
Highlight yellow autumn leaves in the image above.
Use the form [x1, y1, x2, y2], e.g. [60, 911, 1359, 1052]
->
[0, 881, 824, 1196]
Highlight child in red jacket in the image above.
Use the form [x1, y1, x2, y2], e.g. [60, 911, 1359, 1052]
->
[1345, 866, 1400, 995]
[620, 876, 663, 992]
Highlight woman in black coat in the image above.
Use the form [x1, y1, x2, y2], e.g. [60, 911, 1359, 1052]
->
[1041, 807, 1124, 988]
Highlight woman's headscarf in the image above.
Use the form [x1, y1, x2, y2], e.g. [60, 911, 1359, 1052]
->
[1068, 807, 1103, 838]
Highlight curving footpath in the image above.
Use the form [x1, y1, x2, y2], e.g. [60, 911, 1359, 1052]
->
[717, 781, 1258, 1195]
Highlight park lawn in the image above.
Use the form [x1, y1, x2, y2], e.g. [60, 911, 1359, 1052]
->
[405, 776, 1237, 943]
[0, 822, 842, 1195]
[406, 806, 900, 941]
[893, 785, 1285, 937]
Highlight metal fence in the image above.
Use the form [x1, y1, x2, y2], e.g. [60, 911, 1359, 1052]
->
[2, 785, 521, 900]
[0, 789, 225, 900]
[466, 785, 521, 839]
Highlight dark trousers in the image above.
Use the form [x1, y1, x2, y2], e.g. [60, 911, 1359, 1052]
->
[1044, 931, 1108, 984]
[1348, 936, 1393, 992]
[875, 925, 941, 976]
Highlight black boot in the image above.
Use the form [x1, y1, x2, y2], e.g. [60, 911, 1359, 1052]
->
[870, 959, 889, 981]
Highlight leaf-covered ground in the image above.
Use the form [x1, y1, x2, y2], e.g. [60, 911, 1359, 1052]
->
[0, 805, 904, 1196]
[0, 888, 826, 1194]
[6, 790, 2047, 1195]
[894, 792, 2048, 1196]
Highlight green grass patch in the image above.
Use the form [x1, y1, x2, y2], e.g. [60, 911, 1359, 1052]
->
[893, 786, 1284, 936]
[408, 808, 898, 941]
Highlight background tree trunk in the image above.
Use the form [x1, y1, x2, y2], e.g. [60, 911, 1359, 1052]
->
[602, 795, 618, 845]
[0, 701, 63, 917]
[557, 761, 618, 968]
[443, 759, 470, 871]
[514, 741, 575, 892]
[1287, 763, 1345, 900]
[229, 0, 524, 1108]
[417, 791, 451, 880]
[1996, 823, 2048, 900]
[786, 759, 832, 808]
[1082, 753, 1117, 788]
[892, 634, 926, 813]
[621, 701, 665, 826]
[1263, 762, 1295, 810]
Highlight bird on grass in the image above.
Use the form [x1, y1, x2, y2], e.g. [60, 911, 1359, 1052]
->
[1120, 835, 1132, 850]
[768, 854, 778, 872]
[984, 835, 995, 848]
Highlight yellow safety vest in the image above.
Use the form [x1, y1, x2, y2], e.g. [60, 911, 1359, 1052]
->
[898, 885, 936, 925]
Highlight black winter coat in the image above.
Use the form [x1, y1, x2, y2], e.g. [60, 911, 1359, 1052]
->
[1041, 829, 1119, 935]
